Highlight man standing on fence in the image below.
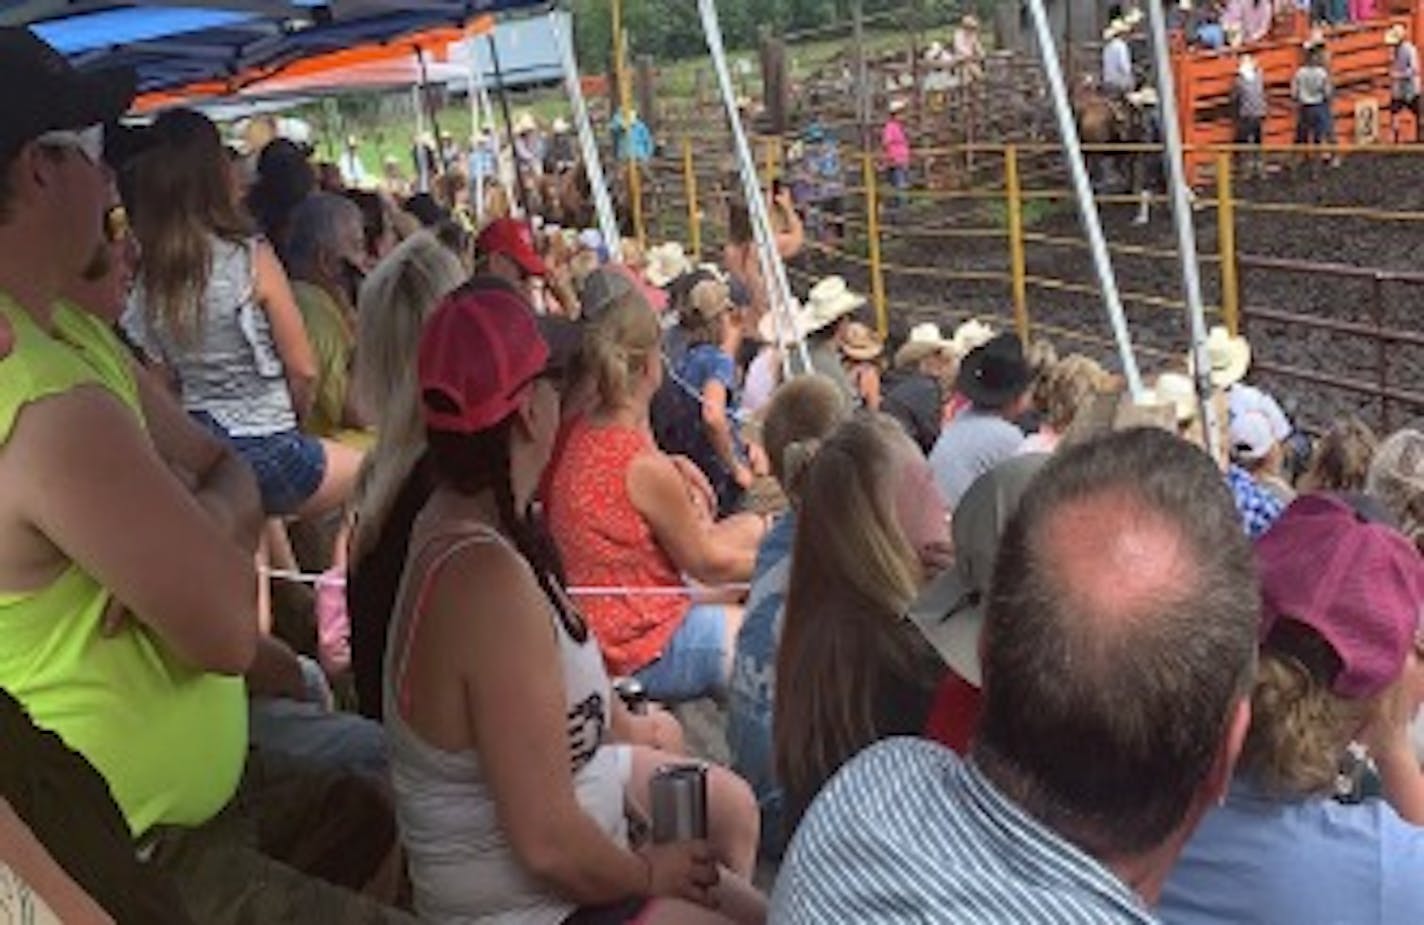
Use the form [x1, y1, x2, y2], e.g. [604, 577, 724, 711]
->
[1386, 25, 1421, 143]
[1102, 17, 1136, 99]
[1232, 54, 1268, 178]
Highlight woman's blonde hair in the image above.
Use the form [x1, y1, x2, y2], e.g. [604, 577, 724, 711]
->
[775, 413, 939, 829]
[1240, 650, 1369, 797]
[350, 232, 466, 560]
[585, 287, 660, 410]
[1041, 354, 1110, 432]
[762, 375, 851, 501]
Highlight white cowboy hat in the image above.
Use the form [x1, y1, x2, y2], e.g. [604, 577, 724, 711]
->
[802, 276, 866, 333]
[1127, 87, 1159, 107]
[951, 318, 996, 357]
[1122, 7, 1144, 27]
[841, 321, 885, 361]
[1190, 326, 1252, 388]
[1386, 24, 1407, 46]
[1104, 18, 1130, 40]
[889, 97, 908, 113]
[643, 241, 692, 288]
[552, 116, 571, 133]
[895, 322, 958, 366]
[514, 111, 538, 134]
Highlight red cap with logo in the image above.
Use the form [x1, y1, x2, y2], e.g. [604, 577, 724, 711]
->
[476, 218, 548, 278]
[417, 287, 549, 434]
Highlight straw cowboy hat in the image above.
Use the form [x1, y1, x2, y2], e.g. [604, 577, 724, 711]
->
[841, 322, 885, 361]
[514, 111, 538, 134]
[1190, 326, 1252, 388]
[801, 276, 866, 333]
[1104, 18, 1130, 41]
[643, 241, 693, 289]
[895, 322, 959, 367]
[951, 318, 996, 357]
[552, 116, 571, 133]
[1149, 371, 1199, 424]
[1386, 24, 1408, 47]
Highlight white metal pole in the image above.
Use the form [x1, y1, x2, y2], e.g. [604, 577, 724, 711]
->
[1025, 0, 1144, 398]
[411, 84, 430, 193]
[697, 0, 812, 377]
[1145, 0, 1221, 461]
[550, 11, 622, 261]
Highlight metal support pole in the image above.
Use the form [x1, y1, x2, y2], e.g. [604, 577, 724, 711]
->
[414, 46, 449, 179]
[1215, 150, 1240, 338]
[683, 136, 702, 258]
[1005, 145, 1030, 341]
[1025, 0, 1144, 398]
[488, 33, 533, 222]
[612, 0, 645, 248]
[1146, 0, 1219, 461]
[698, 0, 812, 376]
[862, 151, 888, 338]
[550, 11, 620, 256]
[411, 84, 430, 193]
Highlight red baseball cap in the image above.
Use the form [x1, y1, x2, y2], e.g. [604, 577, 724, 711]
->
[1257, 493, 1424, 699]
[417, 287, 550, 434]
[476, 218, 548, 278]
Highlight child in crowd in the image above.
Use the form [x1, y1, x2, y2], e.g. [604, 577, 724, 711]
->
[839, 321, 885, 410]
[1298, 414, 1377, 493]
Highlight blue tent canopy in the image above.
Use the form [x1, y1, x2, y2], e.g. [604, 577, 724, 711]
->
[0, 1, 551, 92]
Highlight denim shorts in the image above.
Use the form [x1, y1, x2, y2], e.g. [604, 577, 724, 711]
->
[194, 412, 326, 516]
[633, 603, 729, 703]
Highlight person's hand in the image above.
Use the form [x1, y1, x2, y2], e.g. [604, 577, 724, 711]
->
[639, 841, 719, 906]
[733, 463, 754, 490]
[773, 187, 793, 212]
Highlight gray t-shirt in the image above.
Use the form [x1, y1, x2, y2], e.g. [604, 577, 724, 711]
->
[1293, 66, 1332, 106]
[930, 408, 1025, 508]
[125, 236, 297, 437]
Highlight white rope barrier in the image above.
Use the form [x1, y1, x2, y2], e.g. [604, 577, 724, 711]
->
[260, 567, 749, 599]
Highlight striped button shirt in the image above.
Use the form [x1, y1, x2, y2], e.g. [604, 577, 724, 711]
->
[771, 739, 1158, 924]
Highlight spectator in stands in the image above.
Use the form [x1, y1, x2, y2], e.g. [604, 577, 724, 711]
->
[727, 375, 852, 861]
[547, 293, 765, 703]
[801, 120, 845, 242]
[1293, 39, 1340, 166]
[775, 413, 952, 837]
[722, 193, 804, 326]
[474, 216, 548, 303]
[664, 277, 752, 516]
[840, 321, 885, 410]
[546, 116, 578, 174]
[909, 453, 1049, 755]
[1225, 0, 1275, 42]
[1102, 17, 1136, 98]
[1350, 0, 1380, 22]
[125, 109, 362, 519]
[1230, 408, 1295, 505]
[346, 189, 401, 267]
[1161, 493, 1424, 923]
[772, 428, 1259, 922]
[882, 322, 960, 455]
[881, 98, 912, 208]
[1387, 24, 1421, 143]
[246, 137, 315, 261]
[1232, 54, 1269, 178]
[1367, 428, 1424, 552]
[346, 237, 473, 719]
[389, 286, 764, 922]
[951, 14, 986, 81]
[286, 193, 370, 440]
[1020, 354, 1110, 455]
[1299, 414, 1377, 493]
[929, 333, 1030, 507]
[793, 275, 862, 399]
[0, 28, 408, 920]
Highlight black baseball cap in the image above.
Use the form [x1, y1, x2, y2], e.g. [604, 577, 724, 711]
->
[0, 28, 136, 160]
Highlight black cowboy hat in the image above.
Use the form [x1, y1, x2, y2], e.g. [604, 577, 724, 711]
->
[956, 333, 1032, 410]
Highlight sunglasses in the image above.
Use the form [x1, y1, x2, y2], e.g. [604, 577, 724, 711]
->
[35, 124, 105, 167]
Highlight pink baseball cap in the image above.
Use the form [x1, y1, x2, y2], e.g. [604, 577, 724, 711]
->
[1257, 493, 1424, 699]
[417, 287, 549, 434]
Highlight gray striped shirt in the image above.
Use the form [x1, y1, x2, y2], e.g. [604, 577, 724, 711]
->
[770, 739, 1157, 924]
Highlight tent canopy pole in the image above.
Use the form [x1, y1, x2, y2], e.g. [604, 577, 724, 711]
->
[1025, 0, 1145, 398]
[488, 32, 534, 221]
[549, 10, 622, 258]
[697, 0, 811, 377]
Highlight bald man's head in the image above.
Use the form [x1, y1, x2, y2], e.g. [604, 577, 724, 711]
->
[974, 428, 1259, 860]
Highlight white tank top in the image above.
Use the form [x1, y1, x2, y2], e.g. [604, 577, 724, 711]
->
[384, 521, 629, 925]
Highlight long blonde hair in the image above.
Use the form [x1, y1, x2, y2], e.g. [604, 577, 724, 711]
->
[585, 287, 660, 412]
[351, 232, 466, 560]
[774, 413, 938, 828]
[130, 109, 254, 344]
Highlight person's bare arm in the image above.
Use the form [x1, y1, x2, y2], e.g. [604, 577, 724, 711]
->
[253, 241, 317, 419]
[134, 360, 263, 553]
[11, 387, 257, 675]
[772, 191, 805, 258]
[701, 381, 751, 489]
[627, 453, 757, 584]
[434, 544, 714, 905]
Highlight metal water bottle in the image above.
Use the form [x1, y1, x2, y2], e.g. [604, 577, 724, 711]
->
[649, 763, 708, 843]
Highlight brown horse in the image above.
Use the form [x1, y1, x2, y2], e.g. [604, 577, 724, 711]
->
[1074, 77, 1159, 223]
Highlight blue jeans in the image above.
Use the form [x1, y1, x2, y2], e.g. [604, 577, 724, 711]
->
[633, 603, 729, 703]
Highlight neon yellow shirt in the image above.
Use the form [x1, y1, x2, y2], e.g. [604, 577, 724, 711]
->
[0, 296, 246, 837]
